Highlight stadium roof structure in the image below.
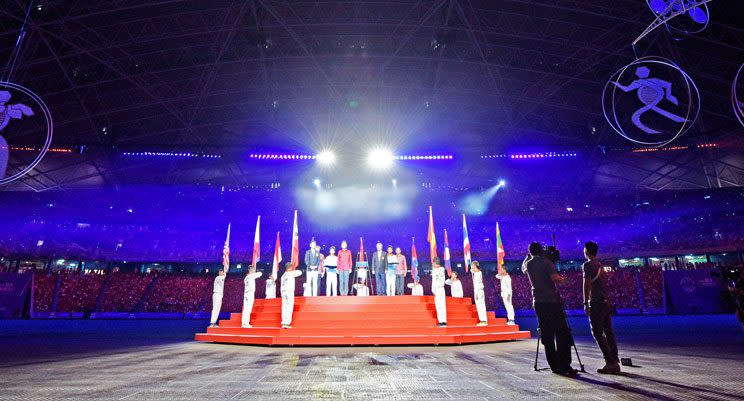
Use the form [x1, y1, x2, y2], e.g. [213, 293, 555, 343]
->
[0, 0, 743, 191]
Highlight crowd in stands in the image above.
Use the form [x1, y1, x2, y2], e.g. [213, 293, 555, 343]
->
[29, 261, 665, 316]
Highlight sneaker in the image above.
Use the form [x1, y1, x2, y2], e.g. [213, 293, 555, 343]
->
[437, 322, 447, 327]
[597, 362, 621, 374]
[476, 321, 488, 326]
[281, 324, 289, 329]
[241, 324, 252, 328]
[506, 320, 516, 326]
[208, 324, 218, 328]
[555, 367, 579, 378]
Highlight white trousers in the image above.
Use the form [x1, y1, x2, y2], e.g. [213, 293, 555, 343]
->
[434, 289, 447, 323]
[281, 295, 294, 326]
[307, 270, 319, 296]
[210, 292, 223, 324]
[386, 271, 396, 296]
[241, 293, 255, 327]
[475, 289, 487, 322]
[265, 282, 276, 299]
[326, 272, 338, 296]
[501, 292, 515, 321]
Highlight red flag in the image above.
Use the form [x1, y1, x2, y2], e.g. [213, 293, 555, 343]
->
[496, 222, 506, 274]
[427, 206, 437, 262]
[271, 231, 281, 278]
[251, 215, 260, 267]
[463, 214, 472, 272]
[443, 229, 452, 275]
[290, 210, 299, 269]
[358, 237, 365, 262]
[222, 223, 231, 271]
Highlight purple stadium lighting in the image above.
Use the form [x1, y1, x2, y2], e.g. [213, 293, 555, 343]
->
[394, 154, 453, 161]
[249, 153, 316, 160]
[122, 151, 221, 159]
[507, 152, 577, 159]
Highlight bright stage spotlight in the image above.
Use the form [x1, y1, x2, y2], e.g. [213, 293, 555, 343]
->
[499, 179, 506, 187]
[367, 148, 394, 170]
[313, 178, 321, 188]
[316, 150, 336, 166]
[392, 178, 397, 188]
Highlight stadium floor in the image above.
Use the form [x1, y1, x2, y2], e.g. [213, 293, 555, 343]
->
[1, 315, 742, 400]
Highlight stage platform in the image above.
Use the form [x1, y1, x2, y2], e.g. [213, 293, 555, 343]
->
[194, 296, 531, 346]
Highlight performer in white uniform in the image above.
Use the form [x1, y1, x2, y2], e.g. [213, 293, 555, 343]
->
[209, 268, 228, 328]
[496, 267, 516, 325]
[324, 246, 339, 296]
[408, 279, 424, 296]
[385, 246, 398, 296]
[241, 267, 263, 328]
[265, 274, 276, 299]
[471, 261, 488, 326]
[445, 271, 464, 298]
[431, 257, 447, 326]
[281, 262, 303, 329]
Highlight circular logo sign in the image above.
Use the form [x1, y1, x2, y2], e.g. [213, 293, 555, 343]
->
[0, 81, 53, 185]
[732, 63, 744, 128]
[602, 56, 700, 148]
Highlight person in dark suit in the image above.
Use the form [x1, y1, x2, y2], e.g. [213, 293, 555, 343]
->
[370, 242, 387, 296]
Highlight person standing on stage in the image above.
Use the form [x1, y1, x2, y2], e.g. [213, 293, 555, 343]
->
[445, 271, 464, 298]
[241, 266, 263, 328]
[395, 247, 407, 295]
[281, 262, 303, 329]
[385, 245, 398, 296]
[431, 257, 447, 326]
[496, 267, 516, 325]
[209, 261, 229, 328]
[582, 241, 621, 374]
[304, 240, 321, 296]
[324, 246, 339, 296]
[337, 241, 352, 296]
[471, 261, 488, 326]
[265, 274, 276, 299]
[522, 242, 577, 377]
[371, 242, 387, 295]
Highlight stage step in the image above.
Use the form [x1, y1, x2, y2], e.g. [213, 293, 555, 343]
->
[195, 296, 528, 346]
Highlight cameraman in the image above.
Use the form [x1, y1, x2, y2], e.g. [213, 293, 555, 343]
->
[522, 242, 577, 377]
[582, 241, 620, 374]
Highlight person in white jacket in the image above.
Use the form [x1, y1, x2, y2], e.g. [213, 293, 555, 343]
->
[445, 271, 464, 298]
[209, 262, 229, 328]
[281, 262, 303, 329]
[323, 246, 339, 296]
[471, 261, 488, 326]
[265, 274, 276, 299]
[431, 257, 447, 326]
[241, 267, 263, 328]
[496, 267, 516, 325]
[407, 278, 424, 296]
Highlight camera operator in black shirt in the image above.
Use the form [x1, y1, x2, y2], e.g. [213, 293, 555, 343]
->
[522, 242, 577, 377]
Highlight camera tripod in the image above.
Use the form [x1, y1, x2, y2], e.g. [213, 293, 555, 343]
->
[533, 303, 586, 373]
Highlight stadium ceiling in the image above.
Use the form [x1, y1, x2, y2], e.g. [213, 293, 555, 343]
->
[0, 0, 743, 191]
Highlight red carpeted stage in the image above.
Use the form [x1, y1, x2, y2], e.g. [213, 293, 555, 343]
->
[195, 296, 531, 346]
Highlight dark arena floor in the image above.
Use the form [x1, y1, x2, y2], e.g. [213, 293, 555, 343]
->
[1, 315, 743, 401]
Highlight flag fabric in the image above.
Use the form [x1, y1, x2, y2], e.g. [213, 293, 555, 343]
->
[443, 229, 452, 275]
[427, 206, 437, 262]
[496, 222, 506, 274]
[411, 238, 419, 281]
[222, 223, 231, 271]
[290, 210, 299, 269]
[359, 237, 365, 262]
[251, 215, 260, 267]
[462, 214, 472, 272]
[271, 231, 282, 278]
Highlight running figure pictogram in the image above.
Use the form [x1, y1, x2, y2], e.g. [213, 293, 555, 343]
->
[0, 91, 34, 179]
[612, 66, 686, 134]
